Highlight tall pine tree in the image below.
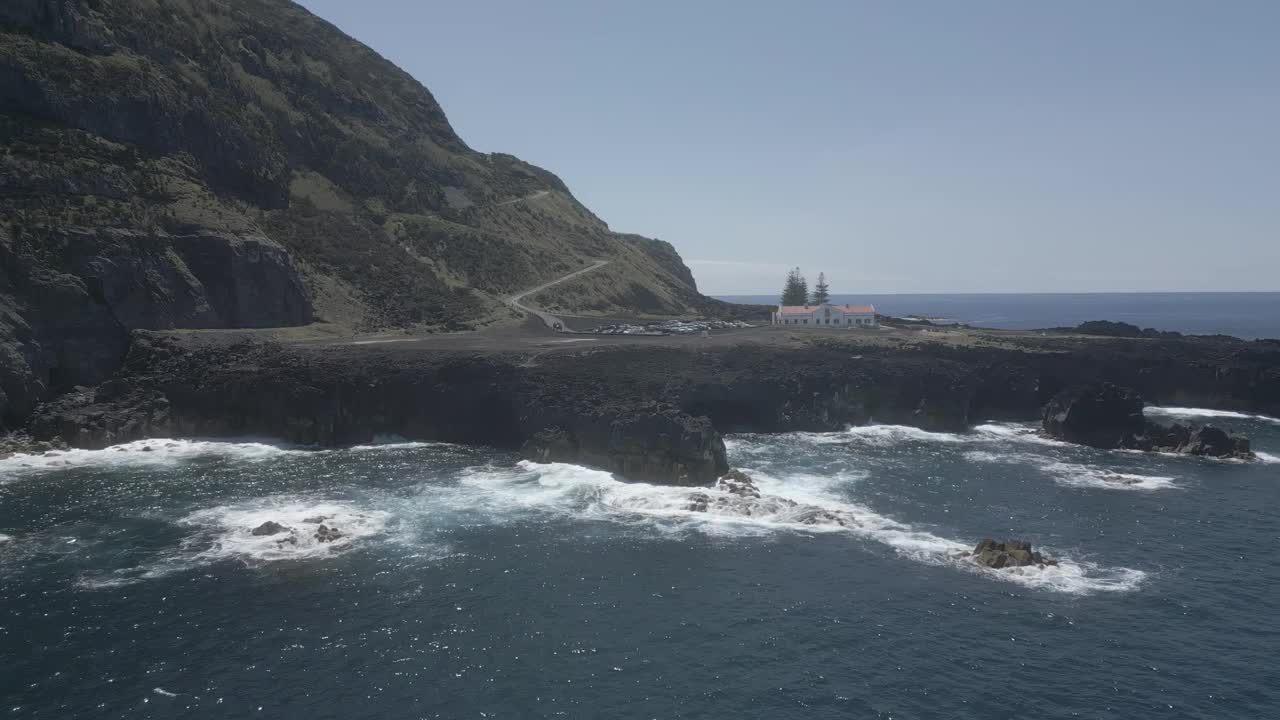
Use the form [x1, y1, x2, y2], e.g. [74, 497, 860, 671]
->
[811, 272, 830, 304]
[781, 267, 809, 305]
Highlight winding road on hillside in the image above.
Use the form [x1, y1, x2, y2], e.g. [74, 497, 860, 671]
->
[506, 260, 610, 330]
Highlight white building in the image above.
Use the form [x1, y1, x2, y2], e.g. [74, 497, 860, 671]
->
[773, 303, 877, 328]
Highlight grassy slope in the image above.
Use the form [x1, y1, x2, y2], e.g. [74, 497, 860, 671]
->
[0, 0, 728, 331]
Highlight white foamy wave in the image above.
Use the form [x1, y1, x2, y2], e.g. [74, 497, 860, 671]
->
[844, 425, 969, 446]
[1041, 462, 1178, 492]
[181, 500, 391, 564]
[972, 422, 1071, 447]
[76, 499, 393, 590]
[0, 439, 300, 478]
[1145, 406, 1280, 425]
[0, 533, 11, 544]
[963, 450, 1041, 465]
[974, 558, 1147, 595]
[348, 435, 450, 451]
[1256, 452, 1280, 464]
[462, 462, 1142, 595]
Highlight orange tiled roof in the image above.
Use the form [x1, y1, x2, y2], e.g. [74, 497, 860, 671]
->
[778, 304, 876, 314]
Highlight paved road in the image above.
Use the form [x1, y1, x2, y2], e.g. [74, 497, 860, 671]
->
[494, 189, 551, 207]
[506, 260, 610, 331]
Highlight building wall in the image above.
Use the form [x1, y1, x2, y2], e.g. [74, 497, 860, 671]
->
[772, 307, 877, 327]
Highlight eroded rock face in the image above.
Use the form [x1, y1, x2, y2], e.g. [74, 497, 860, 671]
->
[1042, 383, 1254, 459]
[972, 539, 1058, 569]
[520, 412, 728, 486]
[1041, 382, 1145, 449]
[1140, 423, 1252, 459]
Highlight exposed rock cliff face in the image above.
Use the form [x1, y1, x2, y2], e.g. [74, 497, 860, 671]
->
[22, 331, 1280, 484]
[1041, 382, 1254, 459]
[0, 0, 731, 430]
[1041, 382, 1145, 449]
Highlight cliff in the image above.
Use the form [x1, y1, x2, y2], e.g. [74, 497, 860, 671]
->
[23, 330, 1280, 484]
[0, 0, 732, 429]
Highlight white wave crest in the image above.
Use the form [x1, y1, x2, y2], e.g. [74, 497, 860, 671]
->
[181, 500, 391, 564]
[1256, 452, 1280, 464]
[458, 461, 1143, 595]
[963, 450, 1041, 465]
[971, 422, 1070, 447]
[0, 439, 301, 478]
[1145, 406, 1280, 425]
[844, 424, 970, 445]
[76, 499, 393, 590]
[1041, 462, 1178, 492]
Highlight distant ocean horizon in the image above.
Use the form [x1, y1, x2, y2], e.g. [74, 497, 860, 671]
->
[716, 291, 1280, 340]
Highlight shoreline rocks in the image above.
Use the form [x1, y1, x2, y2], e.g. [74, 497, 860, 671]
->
[1042, 383, 1254, 460]
[251, 521, 289, 536]
[972, 539, 1058, 569]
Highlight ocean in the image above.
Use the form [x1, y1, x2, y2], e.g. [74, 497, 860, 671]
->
[717, 292, 1280, 340]
[3, 408, 1279, 718]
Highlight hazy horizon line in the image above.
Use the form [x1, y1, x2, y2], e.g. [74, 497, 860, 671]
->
[714, 290, 1280, 297]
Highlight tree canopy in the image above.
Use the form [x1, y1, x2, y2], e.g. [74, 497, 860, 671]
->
[812, 272, 830, 304]
[781, 267, 808, 305]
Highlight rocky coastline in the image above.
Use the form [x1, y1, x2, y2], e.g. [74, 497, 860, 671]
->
[1041, 382, 1255, 459]
[6, 327, 1278, 484]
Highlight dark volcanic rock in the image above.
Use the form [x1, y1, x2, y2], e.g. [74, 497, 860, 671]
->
[314, 525, 343, 543]
[1177, 426, 1251, 458]
[716, 469, 761, 498]
[1042, 382, 1145, 449]
[1043, 383, 1255, 459]
[21, 332, 1278, 483]
[251, 521, 289, 537]
[972, 538, 1058, 569]
[520, 411, 727, 486]
[1138, 422, 1252, 459]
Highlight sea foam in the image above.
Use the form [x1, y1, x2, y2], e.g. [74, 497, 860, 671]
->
[1040, 462, 1178, 492]
[1145, 406, 1280, 425]
[0, 438, 301, 479]
[454, 461, 1146, 595]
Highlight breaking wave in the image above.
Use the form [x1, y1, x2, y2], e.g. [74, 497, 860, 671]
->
[1040, 462, 1178, 492]
[442, 461, 1144, 595]
[77, 498, 395, 590]
[0, 438, 302, 479]
[1145, 406, 1280, 425]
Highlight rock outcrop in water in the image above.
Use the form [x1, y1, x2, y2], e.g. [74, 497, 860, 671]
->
[1042, 383, 1254, 459]
[972, 539, 1058, 569]
[1041, 382, 1146, 449]
[520, 412, 727, 487]
[251, 521, 289, 537]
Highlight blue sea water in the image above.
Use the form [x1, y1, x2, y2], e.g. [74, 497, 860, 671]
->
[717, 292, 1280, 339]
[3, 410, 1279, 719]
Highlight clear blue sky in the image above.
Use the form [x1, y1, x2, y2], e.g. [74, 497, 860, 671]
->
[299, 0, 1279, 294]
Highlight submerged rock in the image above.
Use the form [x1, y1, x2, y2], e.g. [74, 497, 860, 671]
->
[251, 521, 289, 537]
[972, 538, 1058, 569]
